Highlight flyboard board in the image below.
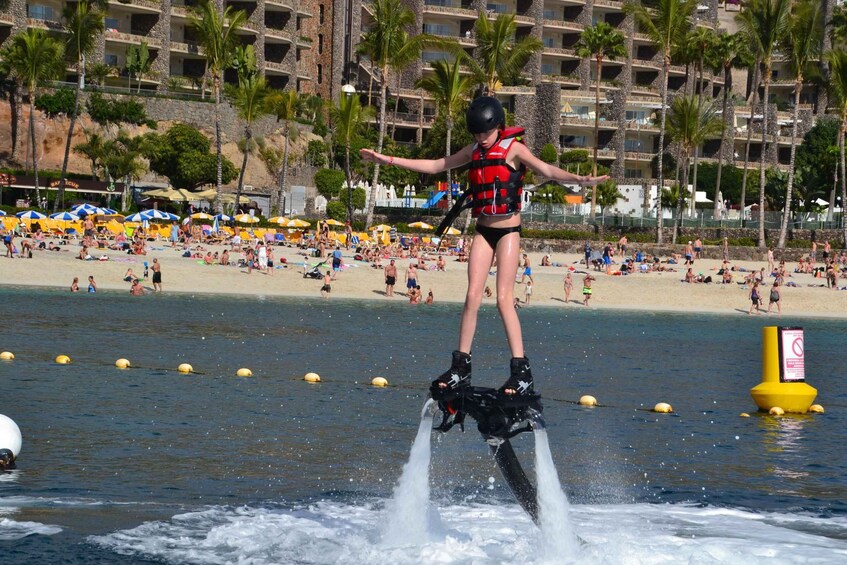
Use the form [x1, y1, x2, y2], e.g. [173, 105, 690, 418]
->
[428, 385, 545, 523]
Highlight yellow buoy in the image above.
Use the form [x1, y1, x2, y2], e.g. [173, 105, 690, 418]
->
[115, 358, 131, 369]
[578, 395, 597, 407]
[653, 402, 673, 413]
[304, 372, 321, 383]
[177, 363, 193, 374]
[769, 406, 785, 416]
[750, 327, 817, 413]
[0, 351, 14, 360]
[371, 377, 389, 387]
[740, 413, 750, 418]
[236, 368, 253, 377]
[809, 404, 825, 414]
[55, 355, 71, 364]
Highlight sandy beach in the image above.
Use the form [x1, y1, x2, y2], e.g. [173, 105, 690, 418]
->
[3, 235, 847, 318]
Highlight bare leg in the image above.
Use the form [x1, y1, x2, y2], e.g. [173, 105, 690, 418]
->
[457, 232, 495, 354]
[494, 232, 523, 358]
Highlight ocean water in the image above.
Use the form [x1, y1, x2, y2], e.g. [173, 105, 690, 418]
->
[1, 287, 846, 564]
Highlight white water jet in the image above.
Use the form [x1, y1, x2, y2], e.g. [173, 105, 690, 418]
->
[382, 400, 438, 546]
[534, 427, 579, 562]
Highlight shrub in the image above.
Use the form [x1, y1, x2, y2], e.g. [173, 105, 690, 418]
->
[326, 200, 346, 220]
[35, 88, 77, 118]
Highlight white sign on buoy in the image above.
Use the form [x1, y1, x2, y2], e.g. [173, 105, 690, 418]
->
[779, 327, 805, 382]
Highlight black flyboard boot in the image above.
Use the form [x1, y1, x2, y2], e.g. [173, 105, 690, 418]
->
[499, 356, 534, 396]
[431, 350, 471, 393]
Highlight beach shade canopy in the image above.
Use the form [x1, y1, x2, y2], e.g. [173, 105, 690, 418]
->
[325, 219, 345, 226]
[138, 209, 172, 221]
[285, 218, 311, 228]
[49, 212, 80, 221]
[268, 216, 289, 225]
[408, 221, 434, 230]
[71, 203, 107, 216]
[16, 210, 47, 220]
[142, 187, 197, 202]
[234, 213, 260, 224]
[369, 223, 391, 232]
[190, 212, 214, 220]
[215, 213, 233, 221]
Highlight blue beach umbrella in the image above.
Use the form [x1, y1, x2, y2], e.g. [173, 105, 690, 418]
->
[71, 204, 107, 216]
[214, 213, 233, 221]
[140, 209, 171, 221]
[124, 212, 150, 223]
[15, 210, 47, 220]
[49, 212, 80, 221]
[0, 210, 6, 216]
[162, 212, 181, 221]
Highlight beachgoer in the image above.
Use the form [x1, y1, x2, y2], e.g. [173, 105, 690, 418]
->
[70, 277, 79, 292]
[3, 231, 13, 258]
[321, 270, 332, 298]
[563, 272, 573, 304]
[519, 253, 532, 284]
[361, 95, 607, 395]
[684, 242, 694, 266]
[331, 247, 343, 279]
[124, 268, 136, 282]
[524, 279, 532, 305]
[344, 221, 353, 250]
[266, 246, 274, 275]
[151, 258, 162, 292]
[384, 259, 397, 296]
[767, 247, 774, 274]
[87, 275, 97, 293]
[425, 289, 434, 305]
[619, 235, 628, 258]
[584, 240, 591, 267]
[130, 279, 144, 296]
[170, 222, 179, 247]
[767, 280, 782, 314]
[582, 274, 595, 306]
[694, 238, 702, 260]
[541, 254, 551, 267]
[748, 282, 762, 315]
[722, 237, 729, 262]
[405, 261, 418, 294]
[220, 249, 230, 266]
[257, 242, 268, 272]
[436, 254, 446, 271]
[810, 240, 817, 264]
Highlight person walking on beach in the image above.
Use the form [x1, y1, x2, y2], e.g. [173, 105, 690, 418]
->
[684, 242, 694, 266]
[722, 237, 729, 262]
[405, 260, 418, 295]
[3, 231, 13, 258]
[362, 95, 607, 395]
[519, 253, 532, 284]
[524, 279, 533, 305]
[344, 221, 352, 250]
[321, 270, 332, 298]
[563, 272, 573, 304]
[767, 280, 782, 314]
[257, 242, 268, 273]
[266, 246, 274, 276]
[384, 259, 397, 296]
[748, 281, 762, 315]
[582, 274, 595, 306]
[767, 248, 774, 274]
[151, 258, 162, 292]
[584, 240, 591, 267]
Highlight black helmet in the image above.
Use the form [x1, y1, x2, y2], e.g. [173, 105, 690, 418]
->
[466, 96, 505, 134]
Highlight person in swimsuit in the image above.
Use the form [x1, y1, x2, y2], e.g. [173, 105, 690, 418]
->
[361, 96, 607, 395]
[582, 274, 595, 306]
[563, 272, 573, 304]
[87, 275, 97, 293]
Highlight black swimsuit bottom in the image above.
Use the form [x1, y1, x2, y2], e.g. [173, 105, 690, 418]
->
[475, 224, 522, 249]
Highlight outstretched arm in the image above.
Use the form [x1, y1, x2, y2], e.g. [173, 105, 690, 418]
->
[360, 145, 473, 174]
[511, 144, 609, 186]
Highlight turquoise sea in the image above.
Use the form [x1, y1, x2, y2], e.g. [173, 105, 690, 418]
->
[1, 287, 846, 563]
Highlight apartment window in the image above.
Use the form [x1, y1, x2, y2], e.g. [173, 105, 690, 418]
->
[319, 4, 324, 25]
[541, 63, 555, 75]
[624, 139, 643, 152]
[105, 54, 119, 66]
[317, 64, 322, 84]
[487, 3, 508, 14]
[542, 9, 557, 20]
[425, 0, 455, 7]
[625, 110, 647, 122]
[105, 17, 120, 30]
[27, 5, 54, 20]
[318, 34, 323, 54]
[422, 51, 449, 62]
[543, 37, 554, 48]
[423, 24, 453, 37]
[625, 168, 642, 179]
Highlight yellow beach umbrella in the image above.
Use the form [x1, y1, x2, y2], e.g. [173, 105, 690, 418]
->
[285, 218, 311, 228]
[445, 226, 461, 235]
[234, 213, 260, 224]
[369, 223, 391, 232]
[325, 219, 344, 226]
[268, 216, 289, 225]
[408, 221, 434, 230]
[190, 212, 214, 220]
[381, 227, 391, 246]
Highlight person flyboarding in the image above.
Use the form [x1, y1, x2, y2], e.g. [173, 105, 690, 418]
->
[361, 96, 607, 397]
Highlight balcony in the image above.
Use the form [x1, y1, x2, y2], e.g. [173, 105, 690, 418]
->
[421, 3, 477, 20]
[26, 18, 65, 32]
[170, 40, 203, 56]
[171, 5, 190, 19]
[296, 61, 311, 79]
[265, 0, 293, 9]
[264, 60, 290, 75]
[542, 46, 579, 59]
[105, 29, 161, 49]
[265, 26, 293, 43]
[296, 36, 313, 49]
[106, 0, 162, 13]
[593, 0, 624, 9]
[540, 74, 581, 87]
[542, 19, 584, 34]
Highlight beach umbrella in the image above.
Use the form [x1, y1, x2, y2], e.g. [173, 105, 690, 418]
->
[15, 210, 47, 220]
[325, 219, 344, 226]
[285, 218, 311, 228]
[234, 213, 260, 224]
[49, 212, 80, 221]
[162, 212, 181, 221]
[0, 210, 7, 216]
[369, 224, 391, 232]
[191, 212, 214, 220]
[212, 215, 219, 233]
[140, 209, 171, 221]
[124, 212, 149, 223]
[268, 216, 289, 225]
[71, 204, 106, 216]
[214, 213, 233, 222]
[408, 221, 434, 230]
[445, 226, 461, 235]
[100, 208, 119, 215]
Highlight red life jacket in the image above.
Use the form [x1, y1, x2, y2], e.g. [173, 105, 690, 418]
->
[468, 126, 526, 217]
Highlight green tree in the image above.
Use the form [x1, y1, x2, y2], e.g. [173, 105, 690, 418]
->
[794, 118, 839, 211]
[736, 0, 791, 247]
[665, 95, 723, 242]
[415, 56, 474, 210]
[624, 0, 697, 242]
[686, 26, 718, 216]
[331, 91, 374, 221]
[124, 41, 152, 93]
[314, 168, 345, 200]
[588, 180, 624, 216]
[103, 131, 148, 210]
[0, 29, 64, 205]
[826, 48, 847, 247]
[466, 13, 544, 94]
[265, 89, 302, 215]
[73, 130, 108, 179]
[189, 0, 246, 212]
[56, 1, 104, 211]
[560, 149, 591, 174]
[777, 0, 823, 248]
[143, 123, 237, 189]
[575, 21, 627, 219]
[539, 143, 558, 164]
[226, 72, 269, 213]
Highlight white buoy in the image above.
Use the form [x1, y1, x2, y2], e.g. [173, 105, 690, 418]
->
[809, 404, 825, 414]
[304, 372, 321, 383]
[115, 358, 131, 369]
[236, 368, 253, 377]
[769, 406, 785, 416]
[55, 355, 71, 364]
[578, 395, 597, 407]
[0, 351, 14, 360]
[653, 402, 673, 413]
[0, 414, 22, 459]
[371, 377, 389, 387]
[740, 413, 750, 418]
[178, 363, 193, 374]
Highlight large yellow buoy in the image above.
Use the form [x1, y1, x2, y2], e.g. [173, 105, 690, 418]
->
[653, 402, 673, 413]
[0, 352, 14, 360]
[371, 377, 389, 387]
[304, 372, 321, 383]
[578, 395, 597, 407]
[750, 327, 817, 413]
[115, 358, 131, 369]
[177, 363, 193, 374]
[55, 355, 71, 364]
[809, 404, 825, 414]
[236, 368, 253, 377]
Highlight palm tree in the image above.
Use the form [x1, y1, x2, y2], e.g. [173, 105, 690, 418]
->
[624, 0, 697, 244]
[331, 92, 374, 222]
[826, 48, 847, 250]
[74, 130, 108, 180]
[103, 131, 147, 210]
[189, 0, 246, 213]
[265, 89, 301, 216]
[687, 26, 717, 217]
[125, 41, 152, 93]
[736, 0, 791, 248]
[55, 1, 104, 212]
[357, 0, 448, 227]
[708, 32, 752, 216]
[665, 94, 723, 242]
[777, 0, 822, 249]
[575, 21, 627, 221]
[467, 13, 543, 95]
[226, 74, 269, 214]
[415, 55, 474, 208]
[0, 29, 64, 207]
